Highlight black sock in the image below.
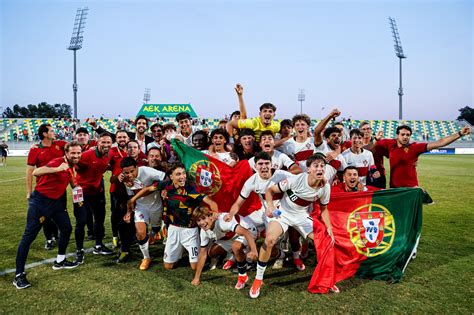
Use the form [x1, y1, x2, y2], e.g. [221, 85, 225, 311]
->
[237, 261, 247, 276]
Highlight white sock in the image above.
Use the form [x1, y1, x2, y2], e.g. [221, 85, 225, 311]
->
[255, 262, 267, 280]
[56, 254, 66, 263]
[139, 241, 150, 259]
[292, 251, 301, 260]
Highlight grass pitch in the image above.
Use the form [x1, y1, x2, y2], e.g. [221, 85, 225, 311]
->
[0, 155, 473, 313]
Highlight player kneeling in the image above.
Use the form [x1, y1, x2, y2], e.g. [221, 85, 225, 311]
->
[191, 207, 258, 289]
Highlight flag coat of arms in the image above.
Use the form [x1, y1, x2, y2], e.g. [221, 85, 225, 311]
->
[309, 187, 423, 293]
[171, 140, 261, 215]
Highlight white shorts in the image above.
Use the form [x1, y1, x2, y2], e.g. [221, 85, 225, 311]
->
[243, 209, 268, 232]
[212, 223, 257, 253]
[164, 225, 199, 264]
[134, 207, 162, 228]
[268, 211, 313, 239]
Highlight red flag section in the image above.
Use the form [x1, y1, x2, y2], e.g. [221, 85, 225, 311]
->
[172, 140, 261, 216]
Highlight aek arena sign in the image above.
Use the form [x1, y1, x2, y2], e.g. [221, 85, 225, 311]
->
[137, 104, 197, 118]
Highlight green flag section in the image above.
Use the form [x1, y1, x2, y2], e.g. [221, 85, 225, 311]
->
[171, 140, 261, 215]
[137, 104, 197, 118]
[308, 188, 423, 293]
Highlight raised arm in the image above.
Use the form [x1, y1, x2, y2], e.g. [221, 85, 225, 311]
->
[314, 108, 341, 146]
[235, 84, 247, 119]
[426, 126, 471, 151]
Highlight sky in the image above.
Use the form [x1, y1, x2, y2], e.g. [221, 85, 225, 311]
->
[0, 0, 472, 121]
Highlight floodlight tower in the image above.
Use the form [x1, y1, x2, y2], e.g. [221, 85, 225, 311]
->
[68, 7, 89, 119]
[389, 17, 406, 120]
[143, 88, 151, 104]
[298, 89, 305, 114]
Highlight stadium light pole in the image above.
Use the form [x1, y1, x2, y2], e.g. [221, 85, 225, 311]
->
[143, 88, 151, 104]
[298, 89, 305, 114]
[67, 7, 89, 119]
[389, 17, 406, 120]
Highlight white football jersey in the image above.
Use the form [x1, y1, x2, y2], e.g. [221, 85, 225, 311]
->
[240, 170, 293, 210]
[200, 213, 239, 247]
[126, 166, 166, 212]
[278, 173, 330, 216]
[341, 148, 375, 185]
[248, 150, 295, 172]
[314, 140, 347, 184]
[279, 137, 316, 171]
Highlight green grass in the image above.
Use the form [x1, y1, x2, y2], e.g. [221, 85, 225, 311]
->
[0, 156, 473, 313]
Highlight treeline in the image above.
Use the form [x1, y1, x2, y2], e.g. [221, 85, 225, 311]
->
[1, 103, 72, 118]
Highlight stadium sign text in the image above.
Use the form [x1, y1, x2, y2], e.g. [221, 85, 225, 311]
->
[137, 104, 197, 118]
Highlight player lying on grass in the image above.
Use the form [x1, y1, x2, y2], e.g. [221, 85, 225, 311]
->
[249, 153, 336, 299]
[129, 162, 218, 271]
[191, 206, 258, 289]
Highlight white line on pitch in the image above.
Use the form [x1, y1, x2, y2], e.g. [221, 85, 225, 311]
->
[0, 243, 113, 276]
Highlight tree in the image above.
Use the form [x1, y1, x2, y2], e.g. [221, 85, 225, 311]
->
[1, 102, 72, 118]
[457, 106, 474, 125]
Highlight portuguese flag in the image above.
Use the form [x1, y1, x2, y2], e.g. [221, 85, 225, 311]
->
[171, 139, 261, 215]
[308, 188, 423, 293]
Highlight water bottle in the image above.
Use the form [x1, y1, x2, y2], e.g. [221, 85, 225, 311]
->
[272, 209, 282, 218]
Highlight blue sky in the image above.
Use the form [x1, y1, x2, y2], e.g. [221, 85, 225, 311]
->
[1, 0, 472, 120]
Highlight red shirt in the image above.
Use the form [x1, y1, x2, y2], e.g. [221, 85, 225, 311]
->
[109, 146, 128, 193]
[35, 157, 73, 199]
[82, 140, 98, 151]
[27, 140, 67, 167]
[76, 147, 112, 195]
[376, 139, 427, 188]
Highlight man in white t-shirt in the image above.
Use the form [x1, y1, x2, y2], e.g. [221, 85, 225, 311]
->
[175, 112, 202, 146]
[191, 207, 258, 290]
[279, 114, 318, 172]
[227, 151, 295, 269]
[248, 130, 301, 174]
[249, 153, 335, 299]
[341, 129, 379, 185]
[121, 157, 166, 271]
[314, 109, 347, 184]
[205, 129, 238, 166]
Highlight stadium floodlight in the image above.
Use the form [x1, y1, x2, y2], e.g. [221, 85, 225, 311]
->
[298, 89, 305, 114]
[67, 7, 89, 119]
[143, 88, 151, 104]
[389, 17, 406, 120]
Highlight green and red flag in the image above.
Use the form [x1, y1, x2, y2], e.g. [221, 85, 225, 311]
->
[171, 139, 261, 215]
[308, 188, 423, 293]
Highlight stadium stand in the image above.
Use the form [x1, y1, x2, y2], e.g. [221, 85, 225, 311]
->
[1, 118, 472, 142]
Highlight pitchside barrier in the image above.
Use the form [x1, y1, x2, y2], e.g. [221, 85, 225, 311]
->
[6, 147, 474, 157]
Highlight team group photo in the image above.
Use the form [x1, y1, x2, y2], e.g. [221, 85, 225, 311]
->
[1, 1, 473, 314]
